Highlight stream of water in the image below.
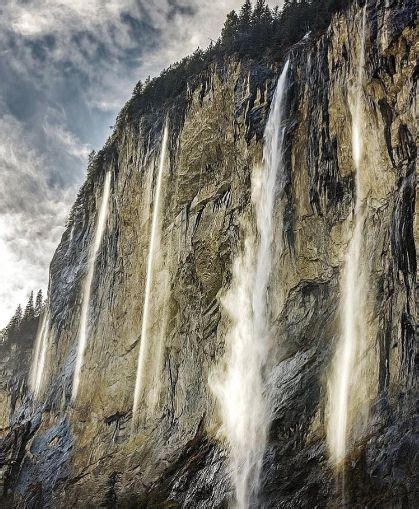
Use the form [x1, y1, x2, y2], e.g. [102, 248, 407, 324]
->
[29, 308, 50, 398]
[132, 122, 169, 426]
[327, 5, 367, 467]
[211, 60, 290, 508]
[72, 171, 111, 402]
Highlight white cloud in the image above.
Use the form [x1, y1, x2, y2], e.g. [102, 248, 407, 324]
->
[8, 0, 134, 37]
[0, 114, 76, 327]
[43, 121, 91, 161]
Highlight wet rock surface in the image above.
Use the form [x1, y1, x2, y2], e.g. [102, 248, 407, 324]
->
[0, 0, 417, 507]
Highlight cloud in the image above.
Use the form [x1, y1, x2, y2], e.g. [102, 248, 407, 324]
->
[0, 114, 74, 326]
[0, 0, 282, 327]
[43, 120, 91, 161]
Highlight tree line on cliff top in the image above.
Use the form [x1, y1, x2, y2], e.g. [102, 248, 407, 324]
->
[129, 0, 353, 110]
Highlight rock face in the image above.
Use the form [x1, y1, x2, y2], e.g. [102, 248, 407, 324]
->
[0, 0, 416, 507]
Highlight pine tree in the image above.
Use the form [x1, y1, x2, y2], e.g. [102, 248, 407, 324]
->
[35, 289, 43, 317]
[88, 150, 96, 165]
[222, 10, 240, 42]
[24, 291, 34, 320]
[252, 0, 266, 24]
[15, 304, 22, 324]
[239, 0, 252, 28]
[133, 80, 143, 97]
[8, 304, 23, 333]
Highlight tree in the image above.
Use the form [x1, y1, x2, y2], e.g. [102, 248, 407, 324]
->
[133, 79, 143, 97]
[35, 290, 43, 317]
[14, 304, 23, 324]
[239, 0, 252, 28]
[88, 150, 96, 165]
[252, 0, 268, 25]
[24, 291, 34, 320]
[7, 304, 23, 334]
[222, 10, 240, 42]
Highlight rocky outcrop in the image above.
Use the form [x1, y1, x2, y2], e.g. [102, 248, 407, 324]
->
[0, 0, 416, 507]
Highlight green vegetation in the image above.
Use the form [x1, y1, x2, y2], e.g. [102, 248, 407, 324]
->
[1, 290, 44, 347]
[128, 0, 353, 113]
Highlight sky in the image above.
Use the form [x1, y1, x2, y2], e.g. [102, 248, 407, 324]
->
[0, 0, 280, 328]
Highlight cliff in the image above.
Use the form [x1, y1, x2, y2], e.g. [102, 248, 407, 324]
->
[0, 0, 416, 507]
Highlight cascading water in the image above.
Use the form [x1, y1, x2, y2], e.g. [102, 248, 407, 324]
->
[327, 5, 367, 466]
[72, 171, 111, 402]
[132, 122, 169, 426]
[29, 307, 50, 398]
[146, 267, 170, 415]
[210, 60, 289, 508]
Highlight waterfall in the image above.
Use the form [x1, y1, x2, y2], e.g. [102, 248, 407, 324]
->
[72, 171, 111, 402]
[66, 224, 75, 255]
[132, 122, 169, 426]
[29, 307, 50, 398]
[327, 5, 367, 466]
[211, 60, 289, 508]
[351, 6, 367, 175]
